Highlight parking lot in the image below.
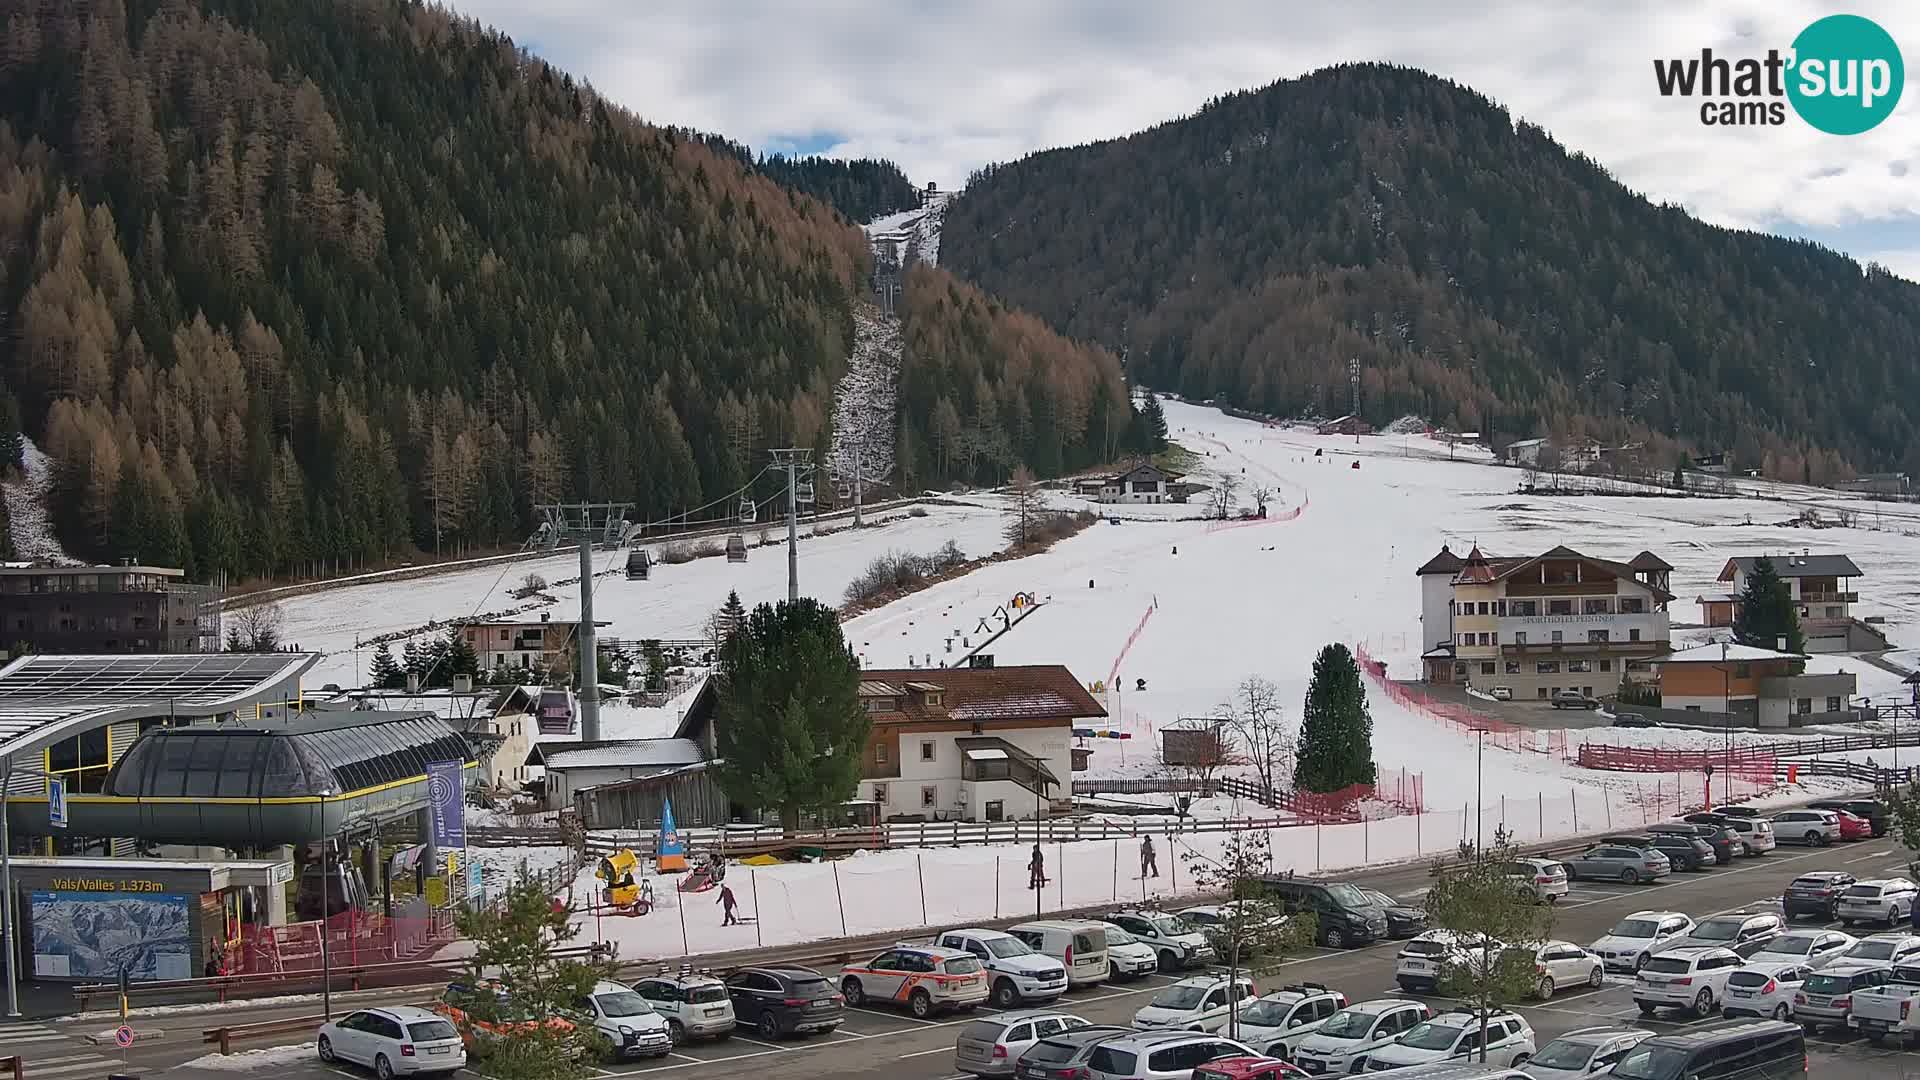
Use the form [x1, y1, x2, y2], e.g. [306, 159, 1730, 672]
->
[145, 836, 1920, 1080]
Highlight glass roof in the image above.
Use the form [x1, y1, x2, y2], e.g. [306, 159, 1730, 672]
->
[106, 713, 474, 799]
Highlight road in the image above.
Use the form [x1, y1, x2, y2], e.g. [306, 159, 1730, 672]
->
[26, 835, 1916, 1079]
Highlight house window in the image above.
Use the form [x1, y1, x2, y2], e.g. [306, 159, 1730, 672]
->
[1514, 632, 1527, 645]
[1477, 602, 1489, 615]
[1826, 696, 1843, 712]
[1536, 661, 1560, 674]
[876, 743, 890, 765]
[1481, 662, 1496, 675]
[1495, 601, 1507, 616]
[1686, 705, 1701, 712]
[1826, 606, 1842, 618]
[1588, 629, 1610, 643]
[498, 628, 509, 641]
[925, 692, 944, 707]
[1512, 601, 1539, 616]
[921, 785, 938, 808]
[1583, 599, 1612, 615]
[1567, 660, 1590, 673]
[1735, 663, 1750, 678]
[873, 783, 888, 803]
[1505, 661, 1521, 674]
[1454, 662, 1467, 677]
[1629, 629, 1642, 642]
[1549, 600, 1573, 615]
[1477, 633, 1491, 646]
[1490, 632, 1499, 646]
[1797, 698, 1813, 715]
[920, 741, 936, 762]
[1537, 688, 1549, 700]
[1551, 630, 1564, 643]
[1599, 659, 1612, 673]
[1620, 598, 1645, 614]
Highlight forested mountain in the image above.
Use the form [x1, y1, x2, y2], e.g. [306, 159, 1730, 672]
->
[697, 136, 922, 223]
[942, 63, 1920, 481]
[0, 0, 1121, 583]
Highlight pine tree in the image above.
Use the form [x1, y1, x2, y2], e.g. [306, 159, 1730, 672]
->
[401, 638, 424, 682]
[1295, 643, 1377, 793]
[453, 877, 608, 1080]
[1138, 394, 1169, 453]
[441, 626, 480, 686]
[368, 642, 403, 689]
[709, 589, 748, 646]
[710, 598, 870, 830]
[1733, 556, 1805, 655]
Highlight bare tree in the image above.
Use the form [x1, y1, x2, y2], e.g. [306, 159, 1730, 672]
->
[1206, 469, 1242, 520]
[227, 600, 284, 652]
[1249, 484, 1273, 517]
[1158, 720, 1242, 794]
[1004, 465, 1044, 548]
[1222, 676, 1293, 799]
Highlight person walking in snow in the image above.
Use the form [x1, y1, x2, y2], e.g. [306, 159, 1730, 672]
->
[718, 884, 740, 926]
[1141, 836, 1158, 879]
[1028, 844, 1046, 891]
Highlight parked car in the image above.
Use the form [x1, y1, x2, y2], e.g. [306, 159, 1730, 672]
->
[1229, 984, 1349, 1061]
[632, 971, 737, 1043]
[1010, 1025, 1133, 1080]
[1096, 924, 1161, 982]
[1562, 844, 1671, 885]
[1769, 809, 1842, 847]
[1063, 1030, 1259, 1080]
[1671, 912, 1783, 958]
[1133, 974, 1256, 1033]
[1177, 904, 1293, 962]
[1602, 833, 1713, 871]
[938, 928, 1071, 1007]
[1192, 1057, 1307, 1080]
[1005, 920, 1113, 989]
[1360, 1008, 1537, 1071]
[1844, 962, 1920, 1045]
[1714, 806, 1766, 819]
[1609, 1020, 1806, 1080]
[721, 966, 843, 1041]
[839, 945, 989, 1018]
[1359, 888, 1430, 938]
[432, 981, 576, 1048]
[1520, 1026, 1654, 1078]
[1808, 798, 1889, 838]
[953, 1009, 1091, 1078]
[1833, 810, 1874, 842]
[1748, 930, 1856, 971]
[1489, 687, 1514, 701]
[1723, 961, 1810, 1021]
[1718, 816, 1777, 854]
[1633, 946, 1745, 1018]
[1501, 857, 1570, 903]
[1288, 998, 1432, 1075]
[1103, 910, 1216, 971]
[1646, 822, 1738, 864]
[1783, 871, 1857, 921]
[319, 1006, 467, 1078]
[1551, 691, 1601, 710]
[1837, 879, 1920, 927]
[1522, 941, 1606, 1000]
[1254, 877, 1390, 949]
[1611, 713, 1659, 728]
[573, 980, 673, 1059]
[1794, 961, 1894, 1034]
[1589, 911, 1695, 973]
[1839, 932, 1920, 968]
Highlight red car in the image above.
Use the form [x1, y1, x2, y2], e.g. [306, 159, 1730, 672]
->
[1193, 1057, 1306, 1080]
[1834, 810, 1873, 841]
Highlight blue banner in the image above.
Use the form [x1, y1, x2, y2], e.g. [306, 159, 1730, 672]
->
[659, 799, 684, 859]
[426, 760, 465, 849]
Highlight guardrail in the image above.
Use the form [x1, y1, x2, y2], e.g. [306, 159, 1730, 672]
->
[205, 1015, 331, 1055]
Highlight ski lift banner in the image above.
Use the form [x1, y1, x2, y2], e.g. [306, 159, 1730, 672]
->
[426, 760, 465, 849]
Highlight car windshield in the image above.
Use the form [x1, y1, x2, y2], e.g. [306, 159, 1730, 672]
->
[595, 991, 653, 1018]
[1399, 1021, 1465, 1051]
[1239, 999, 1292, 1026]
[1804, 973, 1857, 994]
[1849, 940, 1899, 960]
[1761, 937, 1814, 955]
[1845, 885, 1883, 898]
[1364, 890, 1398, 908]
[1104, 927, 1136, 946]
[1689, 920, 1743, 940]
[1609, 918, 1660, 938]
[1149, 916, 1190, 936]
[984, 938, 1032, 958]
[1150, 985, 1209, 1010]
[1404, 940, 1450, 956]
[1324, 883, 1371, 908]
[407, 1021, 460, 1042]
[1642, 956, 1693, 975]
[1317, 1010, 1375, 1039]
[1613, 1045, 1690, 1080]
[1530, 1040, 1597, 1069]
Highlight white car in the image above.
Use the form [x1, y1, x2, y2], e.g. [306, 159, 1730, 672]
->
[1670, 911, 1782, 957]
[1103, 909, 1218, 970]
[1634, 946, 1744, 1018]
[1504, 857, 1570, 903]
[1226, 983, 1348, 1060]
[1289, 998, 1431, 1075]
[951, 1009, 1090, 1078]
[1770, 809, 1842, 847]
[1839, 932, 1920, 967]
[936, 928, 1070, 1008]
[1098, 924, 1160, 981]
[1490, 686, 1514, 701]
[1524, 940, 1606, 999]
[632, 972, 737, 1041]
[1132, 974, 1255, 1032]
[1521, 1026, 1654, 1078]
[574, 980, 672, 1060]
[319, 1006, 467, 1078]
[1588, 911, 1695, 973]
[1837, 879, 1920, 927]
[1395, 930, 1500, 992]
[1722, 960, 1810, 1021]
[1747, 929, 1856, 971]
[1361, 1008, 1536, 1071]
[1719, 816, 1776, 854]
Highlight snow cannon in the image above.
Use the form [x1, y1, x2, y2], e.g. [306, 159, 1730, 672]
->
[1351, 460, 1360, 469]
[597, 849, 646, 910]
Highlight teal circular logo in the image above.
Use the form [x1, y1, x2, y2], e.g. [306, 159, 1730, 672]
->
[1787, 14, 1904, 135]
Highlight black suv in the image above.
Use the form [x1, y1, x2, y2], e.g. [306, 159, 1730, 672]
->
[1647, 822, 1738, 865]
[1808, 798, 1889, 838]
[1254, 877, 1388, 949]
[1015, 1026, 1134, 1080]
[1783, 871, 1857, 921]
[723, 965, 844, 1040]
[1614, 1019, 1805, 1079]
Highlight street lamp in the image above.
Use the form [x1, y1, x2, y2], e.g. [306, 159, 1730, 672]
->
[1721, 641, 1731, 807]
[1471, 727, 1488, 852]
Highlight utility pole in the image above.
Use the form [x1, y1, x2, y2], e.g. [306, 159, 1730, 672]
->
[852, 437, 864, 528]
[770, 449, 814, 602]
[1348, 358, 1361, 446]
[578, 537, 600, 741]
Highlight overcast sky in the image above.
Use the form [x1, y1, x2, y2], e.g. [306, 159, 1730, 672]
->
[450, 1, 1920, 280]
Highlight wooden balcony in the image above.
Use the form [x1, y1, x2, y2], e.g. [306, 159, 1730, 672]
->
[1500, 639, 1667, 656]
[1799, 591, 1858, 605]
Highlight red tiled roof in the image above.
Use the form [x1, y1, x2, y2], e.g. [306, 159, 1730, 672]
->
[859, 665, 1106, 724]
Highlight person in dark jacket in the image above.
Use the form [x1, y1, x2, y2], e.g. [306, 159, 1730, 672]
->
[1028, 844, 1046, 890]
[1141, 836, 1158, 878]
[718, 884, 740, 926]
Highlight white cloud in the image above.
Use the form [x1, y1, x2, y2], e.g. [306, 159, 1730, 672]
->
[446, 0, 1920, 245]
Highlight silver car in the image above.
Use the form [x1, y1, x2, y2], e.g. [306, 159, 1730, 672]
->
[1837, 880, 1920, 927]
[1796, 962, 1893, 1033]
[1770, 809, 1842, 847]
[955, 1010, 1091, 1077]
[1563, 844, 1671, 885]
[1521, 1026, 1653, 1077]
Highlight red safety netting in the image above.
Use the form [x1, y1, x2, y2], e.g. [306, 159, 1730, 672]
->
[230, 907, 447, 975]
[1353, 644, 1555, 754]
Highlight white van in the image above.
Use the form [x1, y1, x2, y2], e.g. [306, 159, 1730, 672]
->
[1007, 920, 1111, 988]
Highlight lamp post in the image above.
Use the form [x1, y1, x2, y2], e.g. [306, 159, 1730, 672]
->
[1721, 641, 1731, 807]
[1471, 727, 1488, 853]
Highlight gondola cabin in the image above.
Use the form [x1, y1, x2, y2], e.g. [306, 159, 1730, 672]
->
[726, 534, 748, 563]
[737, 495, 757, 525]
[625, 548, 652, 580]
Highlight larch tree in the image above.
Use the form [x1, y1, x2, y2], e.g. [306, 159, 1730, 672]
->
[1004, 464, 1044, 548]
[1295, 643, 1376, 793]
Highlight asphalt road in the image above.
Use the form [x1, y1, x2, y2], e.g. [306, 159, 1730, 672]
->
[39, 835, 1919, 1080]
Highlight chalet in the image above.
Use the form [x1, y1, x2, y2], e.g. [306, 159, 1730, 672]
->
[1097, 463, 1180, 504]
[1838, 473, 1909, 496]
[1503, 438, 1548, 467]
[452, 613, 610, 674]
[526, 738, 707, 809]
[1656, 642, 1858, 729]
[1703, 553, 1885, 652]
[1316, 415, 1373, 436]
[1693, 451, 1731, 475]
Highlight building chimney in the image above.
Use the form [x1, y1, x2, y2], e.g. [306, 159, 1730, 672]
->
[406, 672, 421, 694]
[453, 673, 473, 693]
[540, 612, 550, 623]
